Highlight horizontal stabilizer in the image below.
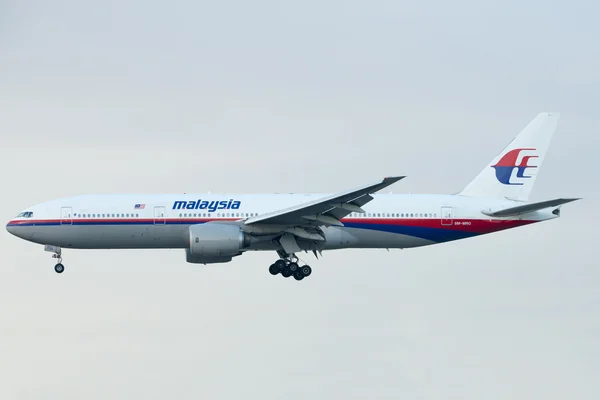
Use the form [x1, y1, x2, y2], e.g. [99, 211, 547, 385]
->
[482, 198, 580, 217]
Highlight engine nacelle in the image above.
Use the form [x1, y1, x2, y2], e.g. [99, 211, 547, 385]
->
[185, 249, 233, 264]
[188, 223, 249, 262]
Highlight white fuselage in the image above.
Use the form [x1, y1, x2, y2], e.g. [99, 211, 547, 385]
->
[6, 193, 556, 255]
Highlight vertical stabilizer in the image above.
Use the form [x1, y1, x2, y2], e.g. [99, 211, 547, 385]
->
[459, 112, 559, 201]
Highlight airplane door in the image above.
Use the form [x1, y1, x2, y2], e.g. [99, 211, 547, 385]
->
[154, 206, 166, 225]
[441, 206, 453, 226]
[61, 207, 73, 225]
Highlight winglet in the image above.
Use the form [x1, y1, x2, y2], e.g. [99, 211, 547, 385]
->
[383, 176, 405, 184]
[375, 176, 405, 192]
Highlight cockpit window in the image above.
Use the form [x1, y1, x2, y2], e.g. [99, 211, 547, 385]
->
[17, 211, 33, 218]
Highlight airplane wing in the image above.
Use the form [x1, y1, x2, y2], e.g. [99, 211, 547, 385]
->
[245, 176, 405, 227]
[482, 198, 580, 217]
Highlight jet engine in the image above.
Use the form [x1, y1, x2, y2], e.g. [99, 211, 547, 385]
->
[186, 223, 250, 264]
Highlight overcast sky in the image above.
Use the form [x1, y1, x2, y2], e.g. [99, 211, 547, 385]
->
[1, 1, 598, 399]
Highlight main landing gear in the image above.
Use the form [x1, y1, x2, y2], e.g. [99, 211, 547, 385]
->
[44, 245, 65, 274]
[269, 255, 312, 281]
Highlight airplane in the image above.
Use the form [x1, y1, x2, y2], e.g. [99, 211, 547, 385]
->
[6, 112, 579, 280]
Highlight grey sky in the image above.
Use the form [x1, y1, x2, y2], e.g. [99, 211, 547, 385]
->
[1, 1, 598, 399]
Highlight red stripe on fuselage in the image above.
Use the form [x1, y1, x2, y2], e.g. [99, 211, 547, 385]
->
[7, 217, 537, 235]
[340, 218, 535, 234]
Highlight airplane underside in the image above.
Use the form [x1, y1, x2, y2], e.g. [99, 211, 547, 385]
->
[9, 217, 542, 280]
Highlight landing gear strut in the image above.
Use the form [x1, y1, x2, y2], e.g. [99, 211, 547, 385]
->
[45, 245, 65, 274]
[268, 254, 312, 281]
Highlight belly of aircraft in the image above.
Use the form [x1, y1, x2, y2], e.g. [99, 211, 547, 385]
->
[20, 225, 189, 249]
[16, 223, 442, 251]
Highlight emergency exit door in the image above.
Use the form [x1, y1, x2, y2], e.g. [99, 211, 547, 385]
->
[60, 207, 72, 225]
[154, 206, 166, 225]
[441, 206, 453, 226]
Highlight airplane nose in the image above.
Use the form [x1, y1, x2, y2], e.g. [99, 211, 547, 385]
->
[6, 221, 17, 236]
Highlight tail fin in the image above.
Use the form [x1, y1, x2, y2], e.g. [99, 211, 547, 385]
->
[459, 112, 560, 201]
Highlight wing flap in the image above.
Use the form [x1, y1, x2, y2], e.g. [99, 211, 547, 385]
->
[482, 198, 580, 217]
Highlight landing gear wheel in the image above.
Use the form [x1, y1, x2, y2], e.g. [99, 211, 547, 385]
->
[269, 264, 279, 275]
[301, 265, 312, 277]
[281, 268, 292, 278]
[293, 270, 304, 281]
[275, 259, 287, 270]
[288, 262, 299, 272]
[54, 263, 65, 274]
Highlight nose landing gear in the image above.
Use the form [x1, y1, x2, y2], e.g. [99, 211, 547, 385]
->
[44, 245, 65, 274]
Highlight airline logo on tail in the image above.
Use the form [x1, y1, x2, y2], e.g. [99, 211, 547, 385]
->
[492, 148, 538, 185]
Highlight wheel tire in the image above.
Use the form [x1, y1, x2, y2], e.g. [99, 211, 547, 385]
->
[275, 259, 287, 270]
[281, 268, 292, 278]
[288, 262, 299, 272]
[301, 265, 312, 277]
[54, 263, 65, 274]
[269, 264, 279, 275]
[293, 270, 304, 281]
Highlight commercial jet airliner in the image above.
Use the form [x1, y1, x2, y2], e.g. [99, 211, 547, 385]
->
[6, 112, 579, 280]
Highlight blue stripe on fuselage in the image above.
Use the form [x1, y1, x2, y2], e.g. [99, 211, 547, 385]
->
[9, 220, 479, 243]
[343, 222, 479, 243]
